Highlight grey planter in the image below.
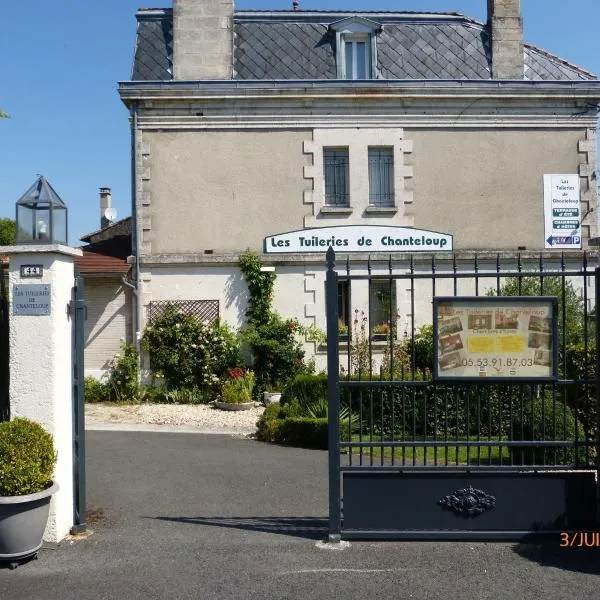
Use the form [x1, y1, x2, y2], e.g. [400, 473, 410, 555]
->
[263, 391, 282, 405]
[0, 481, 58, 565]
[214, 400, 255, 411]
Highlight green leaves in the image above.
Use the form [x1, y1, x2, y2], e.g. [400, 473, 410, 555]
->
[142, 307, 242, 393]
[0, 218, 16, 246]
[0, 418, 56, 496]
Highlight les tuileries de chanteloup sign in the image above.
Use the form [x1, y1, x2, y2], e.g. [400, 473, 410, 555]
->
[264, 226, 453, 254]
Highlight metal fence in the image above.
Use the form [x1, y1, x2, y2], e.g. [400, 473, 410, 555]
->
[0, 261, 8, 422]
[325, 249, 600, 540]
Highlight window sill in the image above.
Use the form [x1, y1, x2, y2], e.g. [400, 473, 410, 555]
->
[320, 206, 353, 215]
[364, 206, 397, 215]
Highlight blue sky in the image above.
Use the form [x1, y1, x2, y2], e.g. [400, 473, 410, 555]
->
[1, 0, 598, 244]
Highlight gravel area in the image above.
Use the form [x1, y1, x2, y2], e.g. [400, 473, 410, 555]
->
[85, 402, 265, 432]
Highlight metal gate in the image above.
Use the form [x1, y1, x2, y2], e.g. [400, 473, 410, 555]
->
[0, 259, 9, 423]
[71, 269, 87, 533]
[325, 248, 600, 540]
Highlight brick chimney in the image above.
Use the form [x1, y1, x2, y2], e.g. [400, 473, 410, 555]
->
[487, 0, 524, 79]
[172, 0, 234, 80]
[99, 187, 112, 229]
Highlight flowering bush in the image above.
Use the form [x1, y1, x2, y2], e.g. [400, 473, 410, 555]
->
[350, 310, 372, 375]
[142, 307, 242, 394]
[105, 342, 140, 401]
[221, 368, 255, 404]
[242, 313, 306, 396]
[239, 250, 308, 400]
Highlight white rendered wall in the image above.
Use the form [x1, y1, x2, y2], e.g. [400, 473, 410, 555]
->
[4, 246, 80, 544]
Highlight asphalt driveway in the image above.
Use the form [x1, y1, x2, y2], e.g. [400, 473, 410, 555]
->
[1, 431, 599, 600]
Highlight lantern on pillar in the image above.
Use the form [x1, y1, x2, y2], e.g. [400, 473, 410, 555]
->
[15, 176, 68, 244]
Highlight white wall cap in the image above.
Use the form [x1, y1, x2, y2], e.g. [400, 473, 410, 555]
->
[0, 244, 83, 257]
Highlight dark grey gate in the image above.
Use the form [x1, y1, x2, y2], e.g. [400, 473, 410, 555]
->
[325, 248, 600, 540]
[71, 269, 87, 533]
[0, 259, 9, 423]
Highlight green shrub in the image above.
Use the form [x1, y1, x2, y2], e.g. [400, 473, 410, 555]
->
[238, 250, 307, 400]
[242, 313, 305, 400]
[563, 342, 596, 439]
[278, 418, 328, 449]
[0, 418, 57, 496]
[163, 386, 212, 405]
[256, 400, 304, 442]
[221, 368, 255, 404]
[510, 396, 587, 466]
[280, 374, 328, 409]
[84, 376, 109, 403]
[256, 404, 283, 443]
[142, 308, 242, 393]
[105, 343, 140, 402]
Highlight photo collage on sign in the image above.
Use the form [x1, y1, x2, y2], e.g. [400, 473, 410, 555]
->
[436, 300, 553, 377]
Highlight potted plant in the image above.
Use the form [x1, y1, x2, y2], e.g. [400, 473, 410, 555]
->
[263, 380, 286, 405]
[371, 322, 389, 341]
[339, 320, 349, 341]
[0, 417, 58, 568]
[214, 368, 256, 411]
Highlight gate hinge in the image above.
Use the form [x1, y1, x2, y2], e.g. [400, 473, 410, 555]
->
[67, 300, 87, 319]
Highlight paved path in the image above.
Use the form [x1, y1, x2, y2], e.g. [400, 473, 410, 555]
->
[1, 431, 599, 600]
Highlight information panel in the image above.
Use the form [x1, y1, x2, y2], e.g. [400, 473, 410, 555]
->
[433, 297, 557, 382]
[543, 174, 581, 249]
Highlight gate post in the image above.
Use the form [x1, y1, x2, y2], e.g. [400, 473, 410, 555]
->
[0, 244, 82, 543]
[71, 270, 86, 533]
[325, 247, 341, 542]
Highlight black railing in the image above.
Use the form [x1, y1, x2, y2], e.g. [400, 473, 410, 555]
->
[0, 261, 9, 422]
[327, 250, 599, 471]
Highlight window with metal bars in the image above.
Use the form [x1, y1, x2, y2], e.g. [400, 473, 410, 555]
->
[323, 147, 350, 206]
[338, 280, 350, 335]
[368, 147, 394, 207]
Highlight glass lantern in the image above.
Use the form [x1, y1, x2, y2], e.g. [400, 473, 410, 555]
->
[15, 176, 68, 244]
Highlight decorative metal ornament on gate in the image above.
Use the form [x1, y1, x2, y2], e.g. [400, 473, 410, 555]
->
[438, 485, 496, 517]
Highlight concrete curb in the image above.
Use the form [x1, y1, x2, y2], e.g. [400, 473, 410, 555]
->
[85, 423, 256, 435]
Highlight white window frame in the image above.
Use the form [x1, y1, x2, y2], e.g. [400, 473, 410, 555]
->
[341, 34, 371, 80]
[329, 17, 381, 80]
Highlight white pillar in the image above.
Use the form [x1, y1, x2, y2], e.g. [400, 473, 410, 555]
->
[1, 244, 82, 544]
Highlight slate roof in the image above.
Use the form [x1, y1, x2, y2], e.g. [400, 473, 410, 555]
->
[132, 9, 595, 82]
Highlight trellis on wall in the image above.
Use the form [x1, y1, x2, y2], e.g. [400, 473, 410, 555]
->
[147, 299, 220, 324]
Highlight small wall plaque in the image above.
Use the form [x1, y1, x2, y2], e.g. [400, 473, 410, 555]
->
[13, 284, 51, 316]
[20, 264, 44, 278]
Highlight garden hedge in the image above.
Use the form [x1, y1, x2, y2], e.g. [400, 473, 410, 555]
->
[509, 396, 586, 466]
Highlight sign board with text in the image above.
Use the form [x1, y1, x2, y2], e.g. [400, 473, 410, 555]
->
[433, 296, 558, 382]
[543, 174, 581, 249]
[264, 226, 453, 253]
[13, 284, 51, 316]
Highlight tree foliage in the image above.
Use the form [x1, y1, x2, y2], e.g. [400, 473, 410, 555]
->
[0, 218, 16, 246]
[489, 276, 590, 346]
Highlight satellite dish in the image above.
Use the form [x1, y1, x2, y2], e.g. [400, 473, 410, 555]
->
[104, 207, 118, 222]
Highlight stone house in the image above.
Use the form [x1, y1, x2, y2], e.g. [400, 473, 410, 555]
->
[117, 0, 600, 370]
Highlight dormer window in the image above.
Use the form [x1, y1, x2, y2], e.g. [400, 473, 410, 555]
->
[329, 17, 381, 80]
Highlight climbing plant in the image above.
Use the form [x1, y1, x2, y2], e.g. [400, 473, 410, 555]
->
[239, 250, 306, 399]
